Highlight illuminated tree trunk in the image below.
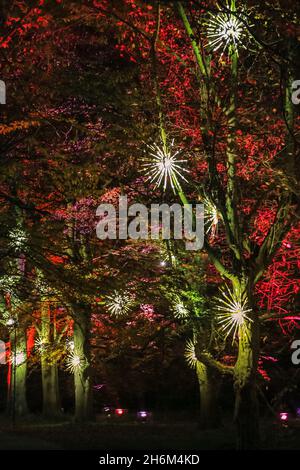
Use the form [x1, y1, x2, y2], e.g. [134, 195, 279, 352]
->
[41, 361, 60, 416]
[40, 301, 60, 417]
[196, 361, 220, 429]
[72, 303, 92, 422]
[10, 328, 28, 417]
[233, 279, 260, 449]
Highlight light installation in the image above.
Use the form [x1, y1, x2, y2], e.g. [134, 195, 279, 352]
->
[215, 285, 253, 341]
[206, 4, 249, 54]
[203, 196, 220, 238]
[279, 412, 289, 421]
[10, 351, 26, 366]
[66, 338, 75, 351]
[8, 227, 28, 251]
[6, 317, 16, 327]
[184, 339, 197, 369]
[65, 351, 82, 373]
[106, 290, 133, 317]
[173, 299, 189, 319]
[35, 336, 47, 354]
[142, 140, 189, 192]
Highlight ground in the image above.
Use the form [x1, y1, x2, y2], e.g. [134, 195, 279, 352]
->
[0, 415, 298, 450]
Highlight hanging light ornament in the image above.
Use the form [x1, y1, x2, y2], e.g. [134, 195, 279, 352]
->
[206, 3, 250, 54]
[65, 351, 83, 374]
[215, 285, 253, 341]
[142, 140, 189, 192]
[106, 290, 134, 317]
[184, 339, 198, 369]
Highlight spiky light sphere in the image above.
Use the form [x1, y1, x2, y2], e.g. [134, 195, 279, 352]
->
[8, 227, 28, 251]
[66, 338, 75, 351]
[184, 339, 198, 369]
[215, 285, 253, 340]
[10, 351, 26, 367]
[106, 290, 134, 317]
[35, 336, 47, 354]
[206, 5, 249, 54]
[0, 275, 21, 295]
[6, 317, 16, 327]
[65, 351, 82, 374]
[203, 196, 220, 238]
[142, 140, 189, 192]
[159, 243, 177, 267]
[173, 300, 189, 319]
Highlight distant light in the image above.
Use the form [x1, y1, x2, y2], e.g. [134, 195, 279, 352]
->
[137, 410, 150, 419]
[280, 412, 289, 421]
[160, 260, 166, 267]
[6, 318, 15, 327]
[115, 408, 125, 416]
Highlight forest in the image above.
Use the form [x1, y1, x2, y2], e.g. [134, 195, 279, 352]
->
[0, 0, 299, 452]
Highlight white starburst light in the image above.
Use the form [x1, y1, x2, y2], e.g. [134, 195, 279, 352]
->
[203, 196, 220, 238]
[206, 6, 249, 54]
[10, 351, 26, 366]
[184, 339, 198, 369]
[65, 351, 83, 374]
[142, 140, 189, 192]
[106, 290, 134, 317]
[215, 285, 253, 341]
[8, 227, 28, 251]
[35, 336, 47, 354]
[173, 300, 189, 319]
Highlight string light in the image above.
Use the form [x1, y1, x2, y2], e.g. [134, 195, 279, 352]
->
[184, 339, 197, 369]
[206, 4, 250, 54]
[215, 285, 253, 341]
[142, 140, 189, 192]
[106, 290, 134, 317]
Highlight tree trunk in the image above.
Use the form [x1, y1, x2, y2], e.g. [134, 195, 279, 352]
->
[233, 280, 260, 449]
[72, 303, 92, 422]
[196, 361, 220, 429]
[40, 301, 61, 417]
[10, 327, 28, 417]
[41, 360, 60, 417]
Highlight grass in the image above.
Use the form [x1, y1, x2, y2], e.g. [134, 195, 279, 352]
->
[0, 414, 299, 450]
